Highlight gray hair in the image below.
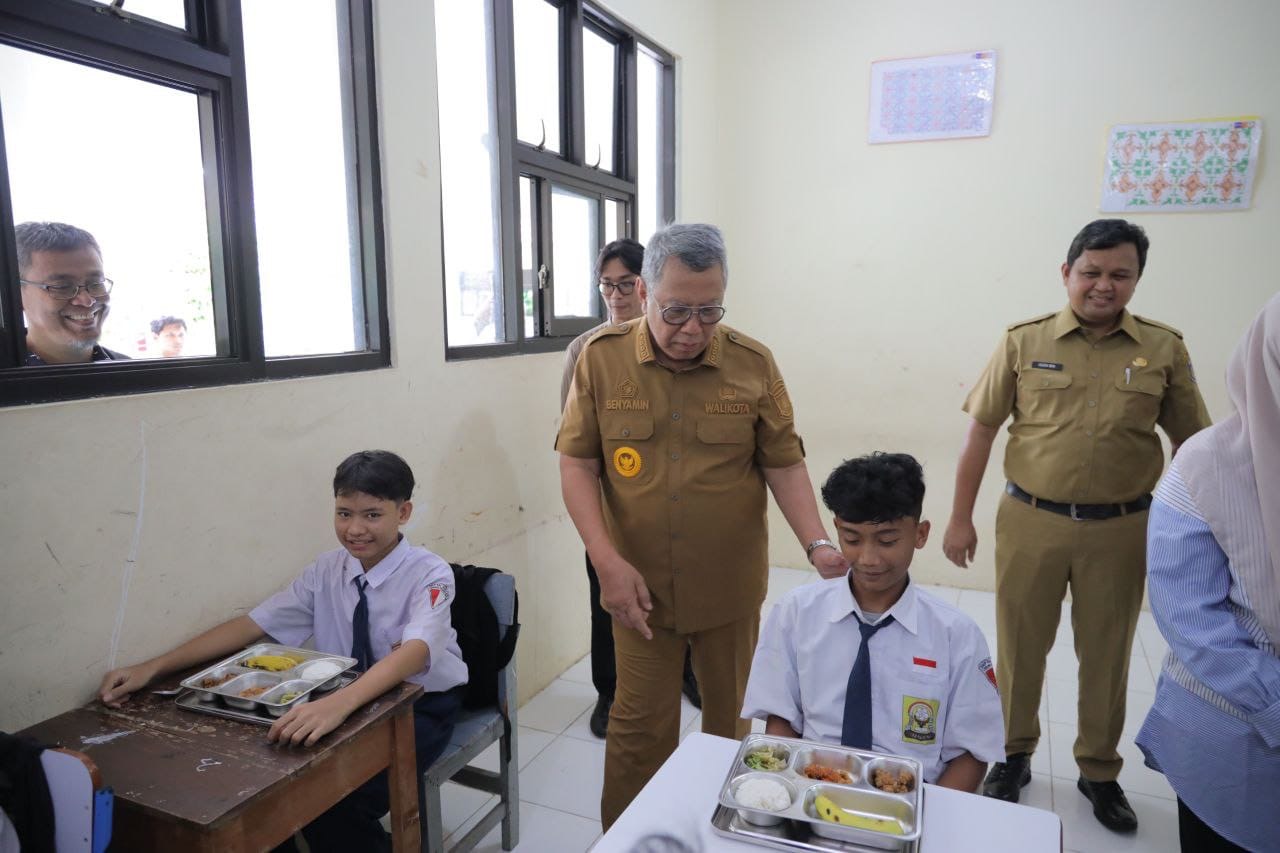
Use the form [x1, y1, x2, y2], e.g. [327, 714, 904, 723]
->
[15, 221, 101, 273]
[641, 223, 728, 291]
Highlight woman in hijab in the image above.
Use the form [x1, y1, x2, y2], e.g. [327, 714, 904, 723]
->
[1137, 293, 1280, 852]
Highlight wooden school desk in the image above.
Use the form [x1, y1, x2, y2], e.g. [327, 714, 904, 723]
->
[20, 676, 424, 852]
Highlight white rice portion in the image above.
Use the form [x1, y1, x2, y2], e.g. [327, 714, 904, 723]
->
[735, 777, 790, 811]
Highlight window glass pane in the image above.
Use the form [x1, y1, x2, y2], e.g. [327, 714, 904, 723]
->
[513, 0, 561, 154]
[520, 177, 536, 339]
[583, 27, 616, 172]
[243, 1, 365, 357]
[636, 48, 663, 245]
[78, 0, 186, 29]
[550, 186, 598, 318]
[1, 46, 216, 362]
[604, 199, 620, 244]
[436, 0, 504, 347]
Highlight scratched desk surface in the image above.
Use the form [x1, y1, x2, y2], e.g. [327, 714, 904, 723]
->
[20, 671, 422, 829]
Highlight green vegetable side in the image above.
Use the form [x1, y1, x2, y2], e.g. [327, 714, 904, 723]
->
[744, 749, 786, 771]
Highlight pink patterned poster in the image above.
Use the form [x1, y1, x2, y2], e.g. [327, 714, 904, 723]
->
[1101, 119, 1262, 212]
[868, 50, 996, 144]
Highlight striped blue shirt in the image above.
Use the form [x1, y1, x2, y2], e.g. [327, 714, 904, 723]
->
[1136, 466, 1280, 852]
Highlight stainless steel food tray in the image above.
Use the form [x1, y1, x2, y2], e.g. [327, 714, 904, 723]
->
[716, 735, 924, 851]
[177, 643, 358, 719]
[175, 673, 358, 726]
[710, 804, 920, 853]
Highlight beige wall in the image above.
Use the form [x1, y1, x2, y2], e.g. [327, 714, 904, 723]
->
[713, 0, 1279, 586]
[3, 0, 1277, 730]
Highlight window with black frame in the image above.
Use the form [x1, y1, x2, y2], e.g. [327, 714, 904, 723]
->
[0, 0, 387, 406]
[435, 0, 674, 358]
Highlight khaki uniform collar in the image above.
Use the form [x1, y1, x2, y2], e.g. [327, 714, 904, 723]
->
[633, 315, 725, 369]
[1052, 305, 1141, 343]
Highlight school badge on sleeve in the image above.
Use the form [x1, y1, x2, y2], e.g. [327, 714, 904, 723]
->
[427, 580, 453, 609]
[901, 696, 939, 744]
[978, 656, 998, 692]
[613, 446, 642, 478]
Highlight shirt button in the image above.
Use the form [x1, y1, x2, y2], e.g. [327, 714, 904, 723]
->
[1041, 379, 1049, 387]
[670, 494, 680, 502]
[1090, 371, 1098, 379]
[622, 428, 631, 437]
[671, 453, 680, 461]
[1088, 400, 1097, 407]
[672, 412, 681, 420]
[1086, 430, 1094, 437]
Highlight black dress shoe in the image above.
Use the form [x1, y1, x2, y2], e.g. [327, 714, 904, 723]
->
[1077, 777, 1138, 832]
[981, 752, 1031, 802]
[589, 695, 613, 738]
[681, 668, 702, 710]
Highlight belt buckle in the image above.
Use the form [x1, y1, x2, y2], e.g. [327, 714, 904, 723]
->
[1069, 503, 1082, 522]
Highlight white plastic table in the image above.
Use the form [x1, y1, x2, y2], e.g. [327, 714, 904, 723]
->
[594, 733, 1062, 852]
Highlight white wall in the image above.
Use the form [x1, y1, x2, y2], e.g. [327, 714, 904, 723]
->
[714, 0, 1280, 587]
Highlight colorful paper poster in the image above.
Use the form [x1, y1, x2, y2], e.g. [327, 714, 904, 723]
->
[1101, 119, 1262, 212]
[868, 50, 996, 144]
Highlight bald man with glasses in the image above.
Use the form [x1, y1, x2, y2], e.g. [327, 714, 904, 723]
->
[557, 223, 847, 828]
[16, 221, 127, 366]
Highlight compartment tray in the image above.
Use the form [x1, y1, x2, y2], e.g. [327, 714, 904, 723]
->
[710, 803, 921, 853]
[174, 675, 357, 726]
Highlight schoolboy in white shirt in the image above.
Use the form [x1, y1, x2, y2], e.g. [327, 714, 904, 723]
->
[99, 450, 467, 852]
[741, 452, 1004, 792]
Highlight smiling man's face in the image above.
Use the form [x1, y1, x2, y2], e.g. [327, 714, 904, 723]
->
[1062, 243, 1140, 332]
[21, 246, 109, 363]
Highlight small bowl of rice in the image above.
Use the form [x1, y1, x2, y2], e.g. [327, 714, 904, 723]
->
[731, 773, 795, 826]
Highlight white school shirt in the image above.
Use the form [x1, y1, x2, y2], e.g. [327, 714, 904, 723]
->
[249, 536, 468, 693]
[741, 576, 1004, 783]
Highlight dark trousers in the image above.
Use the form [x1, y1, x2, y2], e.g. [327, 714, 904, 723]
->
[1178, 798, 1247, 853]
[587, 553, 694, 700]
[274, 686, 463, 853]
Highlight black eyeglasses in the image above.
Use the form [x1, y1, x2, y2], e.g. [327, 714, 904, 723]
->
[659, 304, 726, 325]
[20, 278, 114, 300]
[598, 278, 637, 296]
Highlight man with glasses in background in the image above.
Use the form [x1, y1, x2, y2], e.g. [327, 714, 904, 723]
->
[561, 238, 702, 741]
[558, 222, 847, 828]
[16, 221, 126, 365]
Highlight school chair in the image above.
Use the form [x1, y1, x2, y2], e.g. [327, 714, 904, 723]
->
[421, 572, 519, 853]
[43, 747, 113, 853]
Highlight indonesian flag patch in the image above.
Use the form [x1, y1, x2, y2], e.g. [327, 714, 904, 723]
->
[979, 656, 998, 692]
[427, 581, 452, 610]
[911, 656, 937, 675]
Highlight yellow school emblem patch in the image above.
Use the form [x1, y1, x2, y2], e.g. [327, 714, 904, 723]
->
[613, 446, 642, 478]
[901, 696, 939, 744]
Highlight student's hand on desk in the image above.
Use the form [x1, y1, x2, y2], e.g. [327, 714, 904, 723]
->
[98, 662, 161, 707]
[942, 518, 978, 568]
[268, 692, 352, 747]
[596, 554, 654, 640]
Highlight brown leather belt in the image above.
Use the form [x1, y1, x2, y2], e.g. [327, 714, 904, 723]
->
[1005, 481, 1152, 521]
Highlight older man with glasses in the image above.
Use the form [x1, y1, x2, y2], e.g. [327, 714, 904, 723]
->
[16, 221, 127, 366]
[557, 222, 847, 828]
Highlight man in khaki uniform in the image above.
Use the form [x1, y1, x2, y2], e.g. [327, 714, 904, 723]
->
[943, 219, 1211, 833]
[558, 223, 848, 828]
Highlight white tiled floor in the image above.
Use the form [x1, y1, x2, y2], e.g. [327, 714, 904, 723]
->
[437, 568, 1179, 852]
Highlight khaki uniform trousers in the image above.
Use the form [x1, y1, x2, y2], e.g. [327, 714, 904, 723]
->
[994, 492, 1147, 781]
[600, 613, 758, 829]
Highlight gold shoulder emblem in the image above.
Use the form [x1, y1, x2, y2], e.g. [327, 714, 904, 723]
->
[769, 379, 794, 420]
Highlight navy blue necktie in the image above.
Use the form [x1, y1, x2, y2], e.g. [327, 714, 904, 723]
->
[351, 576, 373, 671]
[840, 614, 895, 749]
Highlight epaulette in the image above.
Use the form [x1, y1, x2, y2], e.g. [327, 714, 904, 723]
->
[721, 325, 773, 358]
[581, 321, 634, 349]
[1133, 315, 1185, 339]
[1006, 311, 1057, 332]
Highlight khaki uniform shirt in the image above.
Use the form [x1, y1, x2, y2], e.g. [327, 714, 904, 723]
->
[561, 321, 609, 410]
[964, 306, 1211, 504]
[557, 317, 805, 633]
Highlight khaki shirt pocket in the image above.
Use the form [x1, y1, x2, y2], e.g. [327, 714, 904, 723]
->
[602, 413, 655, 485]
[1017, 370, 1074, 424]
[1114, 372, 1163, 428]
[695, 417, 756, 483]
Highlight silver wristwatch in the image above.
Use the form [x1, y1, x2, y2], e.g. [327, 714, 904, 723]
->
[805, 538, 837, 558]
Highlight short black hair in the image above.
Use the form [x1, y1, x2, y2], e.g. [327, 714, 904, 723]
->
[594, 238, 644, 281]
[150, 315, 186, 335]
[333, 450, 415, 502]
[15, 221, 101, 273]
[1065, 219, 1150, 276]
[821, 452, 925, 524]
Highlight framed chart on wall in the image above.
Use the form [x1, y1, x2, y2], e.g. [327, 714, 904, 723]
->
[868, 50, 997, 144]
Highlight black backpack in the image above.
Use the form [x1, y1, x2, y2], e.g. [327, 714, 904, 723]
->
[449, 563, 520, 711]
